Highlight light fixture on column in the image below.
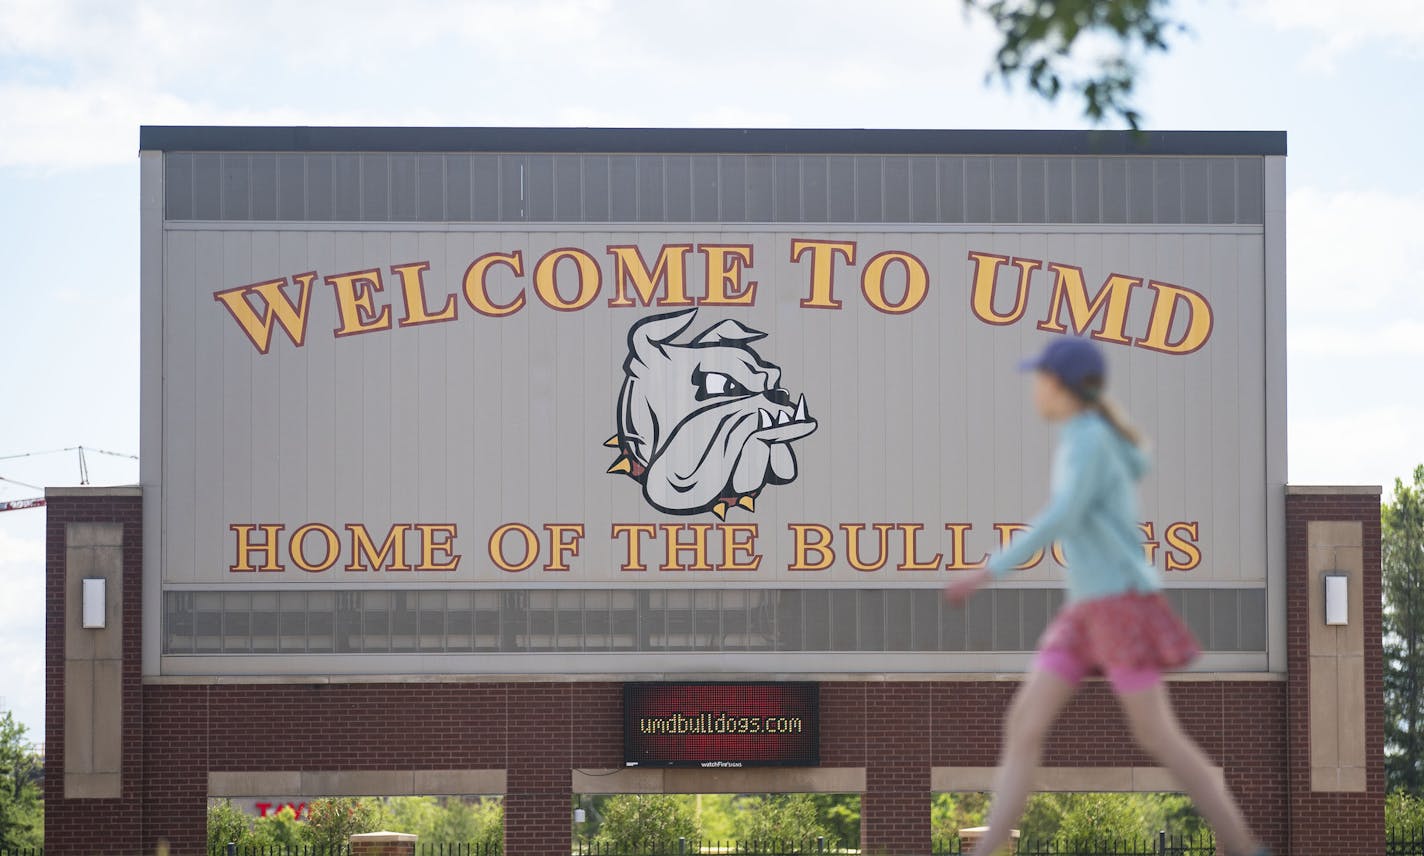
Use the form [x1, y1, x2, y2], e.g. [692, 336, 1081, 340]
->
[1324, 572, 1348, 626]
[82, 578, 106, 629]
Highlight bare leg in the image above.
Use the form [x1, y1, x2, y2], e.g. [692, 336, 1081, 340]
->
[966, 669, 1078, 856]
[1116, 682, 1260, 856]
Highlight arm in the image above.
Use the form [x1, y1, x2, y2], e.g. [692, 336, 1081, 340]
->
[944, 423, 1107, 606]
[986, 426, 1106, 578]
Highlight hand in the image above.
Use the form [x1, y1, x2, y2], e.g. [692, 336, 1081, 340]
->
[943, 568, 992, 606]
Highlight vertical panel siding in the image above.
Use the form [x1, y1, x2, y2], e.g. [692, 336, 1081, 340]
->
[160, 224, 1272, 670]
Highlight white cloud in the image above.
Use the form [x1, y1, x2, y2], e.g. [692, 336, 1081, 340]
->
[0, 0, 616, 79]
[0, 81, 389, 169]
[0, 630, 44, 742]
[683, 106, 797, 127]
[1291, 404, 1424, 491]
[0, 519, 44, 734]
[1285, 186, 1424, 488]
[0, 0, 78, 55]
[1254, 0, 1424, 66]
[0, 529, 42, 565]
[0, 0, 1010, 169]
[0, 0, 626, 168]
[1293, 321, 1424, 357]
[1288, 186, 1424, 316]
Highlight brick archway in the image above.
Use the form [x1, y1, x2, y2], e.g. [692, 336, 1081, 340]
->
[44, 487, 1382, 855]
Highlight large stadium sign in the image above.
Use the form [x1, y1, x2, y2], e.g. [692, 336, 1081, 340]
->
[141, 129, 1285, 675]
[189, 233, 1228, 581]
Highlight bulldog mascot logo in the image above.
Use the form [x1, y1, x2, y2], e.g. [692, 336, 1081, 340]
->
[606, 309, 818, 518]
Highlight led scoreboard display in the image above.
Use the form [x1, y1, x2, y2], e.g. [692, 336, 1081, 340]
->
[624, 683, 819, 768]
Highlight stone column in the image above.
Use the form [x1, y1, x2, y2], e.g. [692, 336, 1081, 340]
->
[350, 831, 417, 856]
[958, 826, 1019, 854]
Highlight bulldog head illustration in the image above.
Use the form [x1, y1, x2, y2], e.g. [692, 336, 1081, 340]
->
[606, 309, 818, 518]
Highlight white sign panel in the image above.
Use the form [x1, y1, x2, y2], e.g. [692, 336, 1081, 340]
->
[157, 228, 1267, 589]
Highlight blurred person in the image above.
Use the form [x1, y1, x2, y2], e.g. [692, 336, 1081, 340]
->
[944, 337, 1267, 856]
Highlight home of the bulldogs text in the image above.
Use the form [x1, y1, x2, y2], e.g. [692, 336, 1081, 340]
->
[226, 519, 1203, 574]
[215, 240, 1213, 356]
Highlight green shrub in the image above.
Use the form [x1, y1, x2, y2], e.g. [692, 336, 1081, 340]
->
[1018, 792, 1203, 844]
[247, 805, 305, 847]
[594, 794, 698, 848]
[386, 796, 503, 843]
[206, 800, 251, 849]
[303, 798, 387, 848]
[931, 792, 990, 845]
[729, 794, 831, 842]
[205, 796, 386, 848]
[1388, 791, 1424, 834]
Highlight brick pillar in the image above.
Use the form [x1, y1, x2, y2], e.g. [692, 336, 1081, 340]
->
[505, 684, 573, 856]
[142, 683, 209, 852]
[44, 488, 147, 855]
[1220, 681, 1289, 855]
[1285, 486, 1385, 856]
[350, 831, 417, 856]
[959, 826, 1018, 854]
[861, 683, 932, 856]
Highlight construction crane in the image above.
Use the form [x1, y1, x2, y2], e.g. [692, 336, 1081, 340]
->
[0, 447, 138, 512]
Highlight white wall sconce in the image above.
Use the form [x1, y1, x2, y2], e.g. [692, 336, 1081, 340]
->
[82, 578, 106, 629]
[574, 808, 586, 824]
[1324, 572, 1349, 626]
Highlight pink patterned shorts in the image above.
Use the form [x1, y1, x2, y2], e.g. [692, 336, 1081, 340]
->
[1033, 590, 1201, 694]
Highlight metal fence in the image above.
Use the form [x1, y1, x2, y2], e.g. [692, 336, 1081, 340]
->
[563, 832, 1424, 856]
[575, 843, 841, 856]
[3, 832, 1421, 856]
[936, 835, 1217, 855]
[1389, 827, 1424, 856]
[570, 835, 1214, 856]
[208, 845, 501, 856]
[213, 843, 353, 848]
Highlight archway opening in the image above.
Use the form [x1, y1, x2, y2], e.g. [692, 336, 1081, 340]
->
[930, 791, 1211, 855]
[206, 794, 504, 852]
[572, 793, 862, 854]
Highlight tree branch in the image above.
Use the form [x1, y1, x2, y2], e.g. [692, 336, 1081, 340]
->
[962, 0, 1183, 129]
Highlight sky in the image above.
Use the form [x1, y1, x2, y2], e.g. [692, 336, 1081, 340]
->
[0, 0, 1421, 741]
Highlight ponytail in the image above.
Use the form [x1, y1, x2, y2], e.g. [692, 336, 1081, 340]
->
[1091, 396, 1144, 447]
[1074, 376, 1145, 447]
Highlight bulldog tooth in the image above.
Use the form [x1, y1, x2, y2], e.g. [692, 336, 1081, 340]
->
[759, 408, 774, 429]
[711, 501, 728, 520]
[737, 495, 756, 512]
[793, 395, 807, 422]
[776, 410, 790, 426]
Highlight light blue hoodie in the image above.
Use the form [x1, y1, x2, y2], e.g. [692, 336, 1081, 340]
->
[986, 410, 1160, 603]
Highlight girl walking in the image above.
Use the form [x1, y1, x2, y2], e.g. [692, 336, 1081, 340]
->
[944, 337, 1268, 856]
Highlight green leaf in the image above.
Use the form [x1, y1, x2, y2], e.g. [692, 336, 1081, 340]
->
[962, 0, 1180, 127]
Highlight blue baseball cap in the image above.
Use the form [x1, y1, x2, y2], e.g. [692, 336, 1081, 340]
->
[1018, 337, 1107, 393]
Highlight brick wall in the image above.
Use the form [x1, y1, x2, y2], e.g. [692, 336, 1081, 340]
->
[1286, 491, 1385, 856]
[44, 490, 1382, 856]
[57, 676, 1294, 856]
